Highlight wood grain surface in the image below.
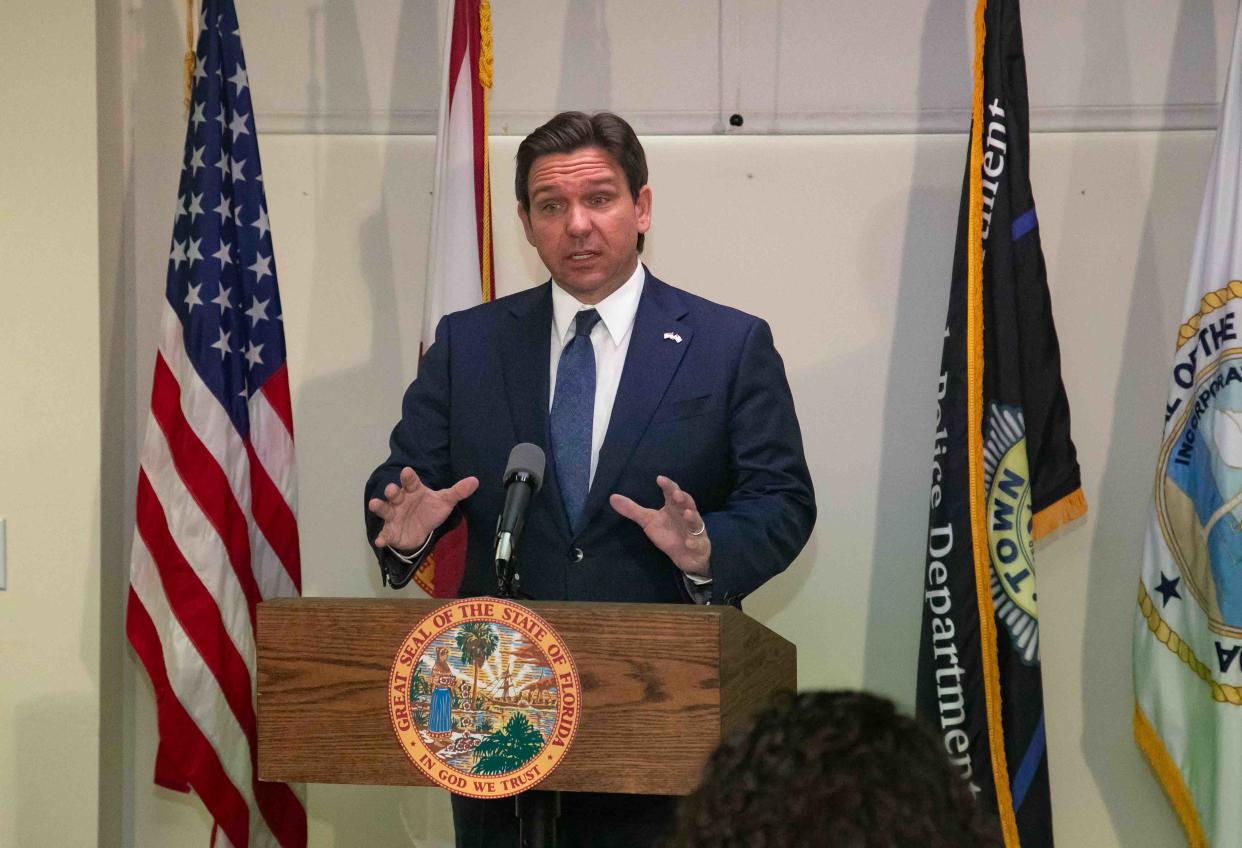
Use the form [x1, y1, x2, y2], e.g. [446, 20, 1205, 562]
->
[257, 598, 794, 795]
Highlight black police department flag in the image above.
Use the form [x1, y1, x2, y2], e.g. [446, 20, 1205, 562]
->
[915, 2, 1086, 846]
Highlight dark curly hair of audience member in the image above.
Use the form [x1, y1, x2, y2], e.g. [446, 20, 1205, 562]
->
[666, 690, 1003, 848]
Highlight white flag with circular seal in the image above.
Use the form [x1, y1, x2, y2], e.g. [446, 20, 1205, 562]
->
[1134, 8, 1242, 846]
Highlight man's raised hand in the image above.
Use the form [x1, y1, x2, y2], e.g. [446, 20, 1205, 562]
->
[368, 467, 479, 551]
[610, 475, 711, 578]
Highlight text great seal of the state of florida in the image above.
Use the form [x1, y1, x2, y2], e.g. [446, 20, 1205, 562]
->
[388, 598, 581, 798]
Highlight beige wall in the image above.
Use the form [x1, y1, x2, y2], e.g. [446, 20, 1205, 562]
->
[4, 0, 1226, 845]
[0, 1, 103, 846]
[120, 129, 1197, 847]
[206, 0, 1241, 136]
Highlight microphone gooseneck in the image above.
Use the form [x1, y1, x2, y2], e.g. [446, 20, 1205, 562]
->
[495, 443, 545, 596]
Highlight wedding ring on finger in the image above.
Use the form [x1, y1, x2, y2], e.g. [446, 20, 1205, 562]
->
[689, 523, 706, 537]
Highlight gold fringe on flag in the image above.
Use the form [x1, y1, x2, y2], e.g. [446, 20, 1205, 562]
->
[1134, 706, 1207, 847]
[965, 1, 1020, 845]
[1032, 489, 1087, 542]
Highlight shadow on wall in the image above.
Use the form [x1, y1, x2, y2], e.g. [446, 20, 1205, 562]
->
[121, 0, 208, 842]
[557, 0, 611, 112]
[1078, 1, 1217, 845]
[98, 2, 136, 838]
[98, 165, 135, 848]
[291, 1, 452, 844]
[859, 0, 970, 709]
[294, 0, 427, 599]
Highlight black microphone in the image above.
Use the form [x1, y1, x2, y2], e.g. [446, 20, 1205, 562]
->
[494, 443, 545, 573]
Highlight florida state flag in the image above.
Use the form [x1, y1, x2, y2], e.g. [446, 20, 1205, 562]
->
[413, 0, 496, 596]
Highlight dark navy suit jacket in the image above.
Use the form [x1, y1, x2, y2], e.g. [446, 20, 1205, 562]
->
[364, 271, 815, 606]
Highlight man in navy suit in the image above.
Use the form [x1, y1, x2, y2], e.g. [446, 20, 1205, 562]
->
[365, 112, 815, 847]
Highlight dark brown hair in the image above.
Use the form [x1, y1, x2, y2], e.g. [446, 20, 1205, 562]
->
[515, 111, 649, 252]
[666, 691, 1004, 848]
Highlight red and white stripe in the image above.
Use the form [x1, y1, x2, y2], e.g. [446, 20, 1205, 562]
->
[421, 0, 493, 343]
[415, 0, 494, 597]
[127, 302, 306, 847]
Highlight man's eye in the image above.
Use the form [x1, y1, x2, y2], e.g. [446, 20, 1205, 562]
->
[540, 202, 560, 213]
[589, 195, 610, 206]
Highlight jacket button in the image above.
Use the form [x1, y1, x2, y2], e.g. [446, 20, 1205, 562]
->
[568, 547, 583, 563]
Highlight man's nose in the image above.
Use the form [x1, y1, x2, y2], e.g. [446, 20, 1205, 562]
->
[565, 203, 591, 237]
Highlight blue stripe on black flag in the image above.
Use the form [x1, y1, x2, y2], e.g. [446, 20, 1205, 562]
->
[1011, 712, 1047, 812]
[1012, 207, 1038, 241]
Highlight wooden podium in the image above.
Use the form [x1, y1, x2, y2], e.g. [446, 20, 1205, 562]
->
[256, 598, 795, 795]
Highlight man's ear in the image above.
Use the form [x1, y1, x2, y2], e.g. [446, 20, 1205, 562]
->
[636, 185, 652, 234]
[517, 202, 535, 245]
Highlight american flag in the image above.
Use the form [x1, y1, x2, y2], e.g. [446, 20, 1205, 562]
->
[126, 1, 307, 845]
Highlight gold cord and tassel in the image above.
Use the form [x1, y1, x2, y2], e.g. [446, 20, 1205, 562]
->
[478, 0, 493, 90]
[183, 0, 196, 111]
[478, 0, 495, 300]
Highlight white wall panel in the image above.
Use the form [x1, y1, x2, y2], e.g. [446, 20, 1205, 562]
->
[119, 125, 1202, 847]
[111, 1, 1233, 846]
[0, 2, 103, 846]
[218, 0, 1242, 135]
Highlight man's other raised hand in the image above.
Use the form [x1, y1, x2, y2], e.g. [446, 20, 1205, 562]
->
[368, 467, 479, 552]
[610, 475, 711, 579]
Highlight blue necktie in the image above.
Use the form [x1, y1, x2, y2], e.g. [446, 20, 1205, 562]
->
[551, 309, 602, 534]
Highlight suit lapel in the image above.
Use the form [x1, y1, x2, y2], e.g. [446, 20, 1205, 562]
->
[499, 283, 572, 540]
[578, 274, 692, 531]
